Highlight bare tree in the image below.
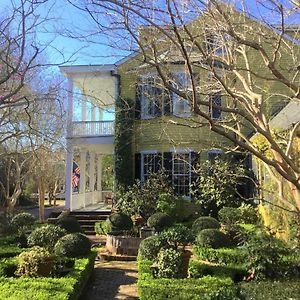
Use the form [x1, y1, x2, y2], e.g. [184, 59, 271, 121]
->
[69, 0, 300, 212]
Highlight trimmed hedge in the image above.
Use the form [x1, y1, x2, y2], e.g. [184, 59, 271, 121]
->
[193, 246, 247, 265]
[238, 280, 300, 300]
[189, 260, 248, 282]
[0, 235, 24, 258]
[0, 249, 97, 300]
[138, 259, 238, 300]
[192, 217, 220, 236]
[195, 229, 231, 249]
[0, 257, 18, 277]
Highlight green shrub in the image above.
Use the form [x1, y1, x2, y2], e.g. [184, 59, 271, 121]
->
[147, 212, 173, 232]
[16, 247, 53, 277]
[57, 216, 81, 233]
[0, 250, 97, 300]
[0, 257, 18, 277]
[95, 220, 110, 235]
[138, 235, 167, 260]
[160, 224, 194, 249]
[154, 248, 182, 279]
[11, 212, 36, 234]
[242, 227, 290, 279]
[192, 216, 220, 236]
[239, 280, 300, 300]
[189, 260, 247, 282]
[106, 212, 133, 232]
[138, 259, 238, 300]
[28, 225, 66, 250]
[193, 246, 247, 265]
[195, 229, 231, 249]
[54, 233, 92, 257]
[218, 205, 258, 226]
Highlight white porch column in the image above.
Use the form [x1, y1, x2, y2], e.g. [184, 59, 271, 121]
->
[82, 96, 87, 121]
[66, 77, 74, 138]
[97, 154, 103, 202]
[65, 140, 73, 211]
[89, 151, 96, 204]
[79, 149, 87, 208]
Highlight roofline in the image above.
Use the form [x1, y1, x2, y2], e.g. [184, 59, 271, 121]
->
[59, 64, 117, 75]
[115, 50, 140, 66]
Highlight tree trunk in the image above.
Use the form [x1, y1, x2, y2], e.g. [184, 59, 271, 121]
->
[38, 178, 46, 222]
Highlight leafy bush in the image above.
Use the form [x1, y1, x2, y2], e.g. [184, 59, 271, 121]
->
[106, 212, 133, 232]
[218, 205, 258, 226]
[11, 212, 36, 234]
[195, 229, 231, 249]
[160, 224, 194, 249]
[57, 216, 81, 233]
[138, 235, 167, 260]
[0, 235, 24, 258]
[116, 170, 172, 219]
[54, 233, 92, 257]
[242, 227, 290, 280]
[239, 280, 300, 300]
[95, 220, 110, 235]
[154, 248, 182, 279]
[0, 250, 97, 300]
[0, 257, 18, 277]
[192, 216, 220, 236]
[147, 212, 173, 232]
[28, 225, 66, 250]
[16, 247, 53, 277]
[189, 260, 247, 282]
[138, 259, 238, 300]
[193, 246, 247, 265]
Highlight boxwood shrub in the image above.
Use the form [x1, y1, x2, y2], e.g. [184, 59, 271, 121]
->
[189, 260, 248, 282]
[0, 249, 97, 300]
[192, 216, 220, 236]
[0, 257, 18, 277]
[193, 246, 247, 265]
[147, 212, 173, 232]
[238, 279, 300, 300]
[57, 216, 81, 233]
[195, 229, 231, 249]
[138, 235, 167, 260]
[138, 258, 238, 300]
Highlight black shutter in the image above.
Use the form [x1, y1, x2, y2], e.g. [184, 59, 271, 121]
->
[163, 152, 173, 184]
[135, 79, 141, 120]
[135, 153, 141, 180]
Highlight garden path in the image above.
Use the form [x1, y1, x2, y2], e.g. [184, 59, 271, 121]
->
[80, 259, 139, 300]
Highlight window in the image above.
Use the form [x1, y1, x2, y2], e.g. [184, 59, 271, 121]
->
[209, 94, 222, 119]
[140, 77, 162, 119]
[141, 152, 162, 182]
[172, 72, 192, 117]
[205, 34, 225, 56]
[172, 152, 191, 197]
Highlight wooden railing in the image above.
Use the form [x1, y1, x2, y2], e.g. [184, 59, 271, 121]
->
[72, 121, 114, 137]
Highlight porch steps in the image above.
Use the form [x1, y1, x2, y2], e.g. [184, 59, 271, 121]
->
[70, 210, 111, 235]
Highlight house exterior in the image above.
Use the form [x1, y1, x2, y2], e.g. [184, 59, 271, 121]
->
[60, 6, 299, 211]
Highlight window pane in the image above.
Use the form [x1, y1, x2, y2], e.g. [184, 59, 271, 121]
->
[172, 153, 190, 197]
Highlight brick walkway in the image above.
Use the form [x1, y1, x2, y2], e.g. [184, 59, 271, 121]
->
[80, 259, 139, 300]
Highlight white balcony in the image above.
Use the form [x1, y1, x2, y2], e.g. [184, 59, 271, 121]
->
[71, 120, 114, 137]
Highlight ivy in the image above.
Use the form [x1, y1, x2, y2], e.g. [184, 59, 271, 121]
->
[114, 97, 135, 190]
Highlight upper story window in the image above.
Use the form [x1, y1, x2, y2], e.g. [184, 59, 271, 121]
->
[138, 72, 192, 119]
[172, 72, 192, 117]
[205, 33, 226, 56]
[209, 94, 222, 120]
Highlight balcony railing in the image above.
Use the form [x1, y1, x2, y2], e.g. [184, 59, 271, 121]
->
[72, 121, 114, 137]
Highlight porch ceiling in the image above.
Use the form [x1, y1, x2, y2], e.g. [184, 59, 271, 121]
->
[73, 75, 116, 108]
[73, 141, 114, 154]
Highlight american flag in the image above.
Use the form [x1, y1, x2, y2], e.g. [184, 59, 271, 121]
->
[72, 163, 80, 188]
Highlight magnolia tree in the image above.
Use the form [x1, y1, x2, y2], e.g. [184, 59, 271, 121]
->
[69, 0, 300, 214]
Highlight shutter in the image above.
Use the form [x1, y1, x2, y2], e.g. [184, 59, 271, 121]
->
[135, 153, 141, 180]
[163, 152, 173, 184]
[135, 79, 141, 120]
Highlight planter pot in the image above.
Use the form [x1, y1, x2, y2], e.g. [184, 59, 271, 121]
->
[140, 226, 154, 238]
[181, 250, 192, 278]
[106, 234, 143, 256]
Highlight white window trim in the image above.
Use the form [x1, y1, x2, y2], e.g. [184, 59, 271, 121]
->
[172, 71, 192, 118]
[140, 150, 158, 182]
[171, 149, 192, 199]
